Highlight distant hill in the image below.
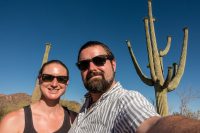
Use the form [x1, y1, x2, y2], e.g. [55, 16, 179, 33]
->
[0, 93, 31, 109]
[0, 94, 5, 97]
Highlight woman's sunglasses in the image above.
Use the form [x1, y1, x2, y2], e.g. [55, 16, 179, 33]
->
[76, 55, 114, 71]
[40, 74, 68, 84]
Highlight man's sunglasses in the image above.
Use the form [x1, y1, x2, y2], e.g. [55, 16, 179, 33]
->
[40, 74, 68, 84]
[76, 55, 114, 71]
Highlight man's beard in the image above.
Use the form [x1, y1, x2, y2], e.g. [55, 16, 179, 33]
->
[83, 71, 114, 93]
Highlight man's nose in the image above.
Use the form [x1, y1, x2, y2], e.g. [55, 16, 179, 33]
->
[88, 61, 98, 71]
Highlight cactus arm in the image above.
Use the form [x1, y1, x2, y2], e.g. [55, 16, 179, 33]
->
[160, 56, 164, 74]
[172, 63, 178, 78]
[148, 0, 164, 84]
[159, 36, 172, 57]
[144, 18, 157, 82]
[167, 28, 188, 91]
[166, 64, 177, 92]
[163, 66, 173, 90]
[126, 40, 153, 86]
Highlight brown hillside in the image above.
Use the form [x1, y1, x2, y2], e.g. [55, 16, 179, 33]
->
[0, 94, 5, 97]
[0, 93, 31, 108]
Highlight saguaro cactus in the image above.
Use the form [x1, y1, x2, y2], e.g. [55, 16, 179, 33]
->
[31, 43, 51, 103]
[126, 0, 188, 116]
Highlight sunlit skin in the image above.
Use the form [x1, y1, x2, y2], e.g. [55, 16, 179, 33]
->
[0, 63, 69, 133]
[79, 45, 116, 103]
[39, 63, 68, 103]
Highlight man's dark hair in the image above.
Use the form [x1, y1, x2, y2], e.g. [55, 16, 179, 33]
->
[77, 41, 115, 61]
[38, 60, 69, 79]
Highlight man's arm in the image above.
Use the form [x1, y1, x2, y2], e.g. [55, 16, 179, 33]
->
[136, 116, 160, 133]
[147, 115, 200, 133]
[0, 109, 24, 133]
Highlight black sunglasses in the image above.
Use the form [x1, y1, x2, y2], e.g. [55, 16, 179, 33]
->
[76, 55, 114, 71]
[40, 74, 68, 84]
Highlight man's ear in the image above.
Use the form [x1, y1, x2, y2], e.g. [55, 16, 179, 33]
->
[111, 59, 116, 72]
[66, 80, 69, 86]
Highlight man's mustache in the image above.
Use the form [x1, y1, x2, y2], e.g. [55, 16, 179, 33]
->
[86, 71, 103, 80]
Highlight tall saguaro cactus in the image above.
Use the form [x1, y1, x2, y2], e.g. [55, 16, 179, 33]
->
[126, 0, 188, 116]
[31, 43, 51, 103]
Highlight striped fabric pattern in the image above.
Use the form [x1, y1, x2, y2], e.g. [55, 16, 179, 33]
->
[69, 82, 159, 133]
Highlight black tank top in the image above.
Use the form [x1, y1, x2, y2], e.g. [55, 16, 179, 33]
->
[23, 105, 72, 133]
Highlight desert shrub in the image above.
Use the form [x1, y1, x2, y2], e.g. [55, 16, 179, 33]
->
[60, 99, 81, 113]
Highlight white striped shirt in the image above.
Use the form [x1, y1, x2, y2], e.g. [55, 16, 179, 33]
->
[69, 82, 159, 133]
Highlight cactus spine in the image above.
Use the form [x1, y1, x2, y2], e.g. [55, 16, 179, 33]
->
[126, 0, 188, 116]
[31, 43, 51, 103]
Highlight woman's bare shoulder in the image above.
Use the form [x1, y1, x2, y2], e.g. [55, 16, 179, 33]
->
[0, 108, 25, 133]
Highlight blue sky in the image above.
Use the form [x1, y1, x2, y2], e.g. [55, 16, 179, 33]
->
[0, 0, 199, 113]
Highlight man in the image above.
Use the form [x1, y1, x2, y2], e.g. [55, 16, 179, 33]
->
[0, 60, 77, 133]
[69, 41, 160, 133]
[69, 41, 200, 133]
